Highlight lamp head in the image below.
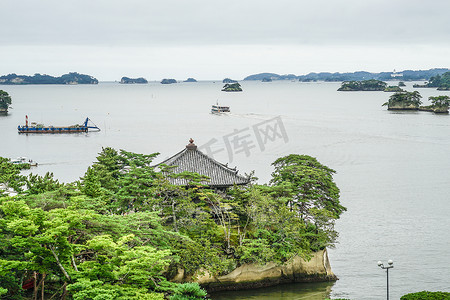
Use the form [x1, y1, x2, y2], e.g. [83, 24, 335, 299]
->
[377, 261, 383, 266]
[388, 259, 393, 265]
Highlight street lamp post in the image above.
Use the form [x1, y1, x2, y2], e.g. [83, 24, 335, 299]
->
[377, 260, 394, 300]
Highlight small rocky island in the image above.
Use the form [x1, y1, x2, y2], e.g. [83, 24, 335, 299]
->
[338, 79, 387, 91]
[384, 86, 404, 92]
[0, 72, 98, 85]
[382, 91, 422, 110]
[183, 78, 197, 82]
[383, 91, 449, 113]
[223, 78, 238, 83]
[120, 77, 148, 84]
[0, 90, 12, 114]
[222, 82, 242, 92]
[161, 78, 177, 84]
[419, 96, 450, 113]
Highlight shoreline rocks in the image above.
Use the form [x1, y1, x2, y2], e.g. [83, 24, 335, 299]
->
[172, 249, 336, 292]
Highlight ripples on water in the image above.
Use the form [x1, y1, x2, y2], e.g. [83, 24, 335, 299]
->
[1, 81, 449, 299]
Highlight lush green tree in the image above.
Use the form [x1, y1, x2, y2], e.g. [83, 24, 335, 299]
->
[0, 90, 11, 110]
[269, 154, 346, 249]
[25, 172, 62, 195]
[429, 95, 450, 108]
[0, 158, 26, 196]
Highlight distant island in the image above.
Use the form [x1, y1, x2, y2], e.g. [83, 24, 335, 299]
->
[413, 71, 450, 90]
[0, 72, 98, 85]
[0, 90, 11, 114]
[244, 68, 450, 82]
[161, 79, 177, 84]
[120, 77, 148, 84]
[222, 82, 242, 92]
[384, 86, 404, 92]
[262, 77, 272, 82]
[223, 78, 238, 83]
[183, 78, 197, 83]
[338, 79, 387, 91]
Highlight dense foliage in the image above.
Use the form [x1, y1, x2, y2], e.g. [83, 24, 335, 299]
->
[0, 149, 345, 299]
[0, 90, 11, 110]
[337, 79, 387, 91]
[222, 82, 242, 92]
[0, 73, 98, 85]
[400, 291, 450, 299]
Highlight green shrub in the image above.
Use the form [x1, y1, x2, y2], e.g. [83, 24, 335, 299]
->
[401, 291, 450, 300]
[169, 282, 208, 300]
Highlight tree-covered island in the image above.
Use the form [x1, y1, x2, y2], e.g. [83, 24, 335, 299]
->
[0, 90, 12, 114]
[120, 77, 148, 84]
[338, 79, 387, 91]
[161, 79, 177, 84]
[382, 91, 422, 110]
[222, 78, 238, 83]
[0, 73, 98, 85]
[222, 82, 242, 92]
[419, 95, 450, 113]
[0, 148, 345, 299]
[383, 91, 450, 113]
[384, 86, 404, 92]
[413, 71, 450, 90]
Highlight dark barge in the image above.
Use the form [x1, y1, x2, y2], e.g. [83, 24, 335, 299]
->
[18, 116, 100, 133]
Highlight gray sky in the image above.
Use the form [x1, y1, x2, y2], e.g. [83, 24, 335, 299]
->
[1, 0, 449, 80]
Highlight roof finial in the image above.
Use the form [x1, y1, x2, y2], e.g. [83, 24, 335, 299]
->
[186, 138, 197, 150]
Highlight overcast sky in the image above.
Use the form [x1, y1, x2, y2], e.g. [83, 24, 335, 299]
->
[0, 0, 449, 80]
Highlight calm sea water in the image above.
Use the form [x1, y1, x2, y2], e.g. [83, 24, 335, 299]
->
[1, 81, 450, 299]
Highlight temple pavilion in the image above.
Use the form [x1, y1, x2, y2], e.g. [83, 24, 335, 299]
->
[158, 139, 250, 189]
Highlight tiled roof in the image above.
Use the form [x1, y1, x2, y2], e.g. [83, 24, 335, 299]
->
[158, 139, 250, 187]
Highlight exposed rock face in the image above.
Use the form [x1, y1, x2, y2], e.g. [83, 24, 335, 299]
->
[173, 249, 336, 292]
[387, 104, 419, 110]
[419, 106, 449, 113]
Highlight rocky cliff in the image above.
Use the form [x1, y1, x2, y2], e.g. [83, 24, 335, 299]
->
[172, 249, 336, 292]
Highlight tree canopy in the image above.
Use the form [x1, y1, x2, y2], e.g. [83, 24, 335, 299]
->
[0, 90, 11, 110]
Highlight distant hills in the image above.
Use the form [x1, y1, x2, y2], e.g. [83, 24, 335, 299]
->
[0, 72, 98, 85]
[244, 68, 450, 82]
